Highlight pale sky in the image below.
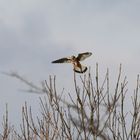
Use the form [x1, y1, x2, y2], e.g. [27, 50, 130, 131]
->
[0, 0, 140, 127]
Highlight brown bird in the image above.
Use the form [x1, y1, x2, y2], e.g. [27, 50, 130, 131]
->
[52, 52, 92, 73]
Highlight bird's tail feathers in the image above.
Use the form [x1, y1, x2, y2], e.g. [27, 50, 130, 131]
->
[74, 65, 87, 73]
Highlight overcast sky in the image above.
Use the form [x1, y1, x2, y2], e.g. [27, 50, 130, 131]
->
[0, 0, 140, 127]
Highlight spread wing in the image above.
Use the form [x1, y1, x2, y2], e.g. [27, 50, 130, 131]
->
[52, 57, 71, 63]
[77, 52, 92, 61]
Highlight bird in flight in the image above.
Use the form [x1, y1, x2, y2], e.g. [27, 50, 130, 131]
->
[52, 52, 92, 73]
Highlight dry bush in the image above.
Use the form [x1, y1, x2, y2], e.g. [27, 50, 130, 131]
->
[1, 64, 140, 140]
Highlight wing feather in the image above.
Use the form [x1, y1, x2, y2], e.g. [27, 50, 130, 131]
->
[52, 57, 71, 63]
[77, 52, 92, 61]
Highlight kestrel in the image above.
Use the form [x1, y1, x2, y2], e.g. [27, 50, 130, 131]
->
[52, 52, 92, 73]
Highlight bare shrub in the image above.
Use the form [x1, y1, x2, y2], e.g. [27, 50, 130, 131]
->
[1, 64, 140, 140]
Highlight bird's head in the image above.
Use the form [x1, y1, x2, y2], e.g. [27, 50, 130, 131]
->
[70, 55, 76, 60]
